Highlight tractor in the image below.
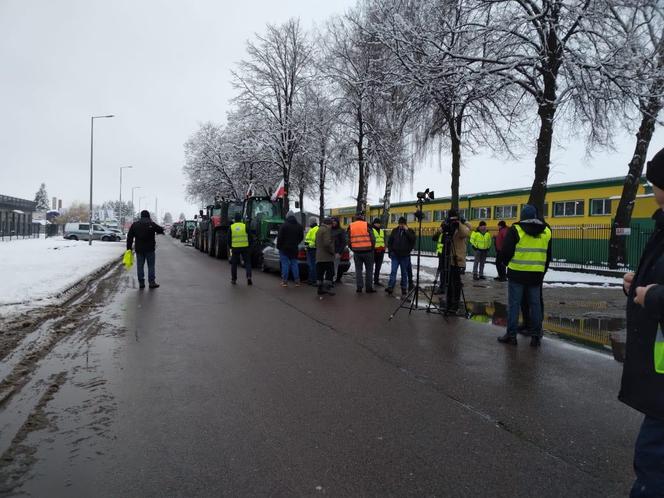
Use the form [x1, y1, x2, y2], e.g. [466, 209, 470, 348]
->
[243, 195, 285, 267]
[205, 200, 245, 259]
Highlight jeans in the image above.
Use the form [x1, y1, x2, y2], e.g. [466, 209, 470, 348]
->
[306, 248, 317, 283]
[388, 255, 409, 290]
[473, 249, 488, 277]
[353, 251, 374, 290]
[507, 280, 543, 337]
[374, 251, 385, 283]
[632, 415, 664, 497]
[136, 251, 156, 283]
[280, 251, 300, 282]
[230, 248, 252, 281]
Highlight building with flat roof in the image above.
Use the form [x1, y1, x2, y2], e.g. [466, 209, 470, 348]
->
[0, 194, 37, 237]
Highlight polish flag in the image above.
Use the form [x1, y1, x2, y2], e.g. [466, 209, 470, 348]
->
[271, 179, 285, 201]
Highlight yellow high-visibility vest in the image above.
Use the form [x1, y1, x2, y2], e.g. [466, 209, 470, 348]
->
[373, 228, 385, 249]
[436, 237, 444, 255]
[305, 226, 319, 249]
[655, 325, 664, 374]
[508, 225, 551, 272]
[471, 231, 492, 250]
[230, 222, 249, 248]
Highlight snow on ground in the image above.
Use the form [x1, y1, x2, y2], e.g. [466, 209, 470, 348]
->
[0, 237, 124, 316]
[371, 254, 624, 287]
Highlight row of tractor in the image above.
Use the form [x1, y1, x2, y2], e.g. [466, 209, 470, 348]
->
[189, 195, 285, 268]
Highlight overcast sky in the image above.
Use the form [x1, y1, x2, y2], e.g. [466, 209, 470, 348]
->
[2, 0, 663, 220]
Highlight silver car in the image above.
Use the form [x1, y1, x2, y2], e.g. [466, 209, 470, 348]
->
[64, 223, 118, 241]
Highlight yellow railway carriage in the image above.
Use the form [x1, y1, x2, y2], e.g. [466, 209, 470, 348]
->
[329, 176, 657, 270]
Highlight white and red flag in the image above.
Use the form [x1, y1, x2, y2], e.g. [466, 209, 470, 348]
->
[271, 179, 285, 201]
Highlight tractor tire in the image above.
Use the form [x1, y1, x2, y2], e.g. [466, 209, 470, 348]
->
[218, 233, 229, 260]
[208, 231, 216, 257]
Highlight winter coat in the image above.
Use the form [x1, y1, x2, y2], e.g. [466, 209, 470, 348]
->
[331, 226, 347, 254]
[315, 224, 335, 263]
[500, 219, 552, 285]
[387, 226, 416, 258]
[619, 209, 664, 421]
[451, 221, 471, 267]
[495, 226, 508, 252]
[276, 215, 304, 259]
[127, 218, 165, 254]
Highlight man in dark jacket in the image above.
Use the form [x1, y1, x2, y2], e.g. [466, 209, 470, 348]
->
[330, 217, 347, 283]
[126, 210, 165, 289]
[385, 217, 416, 295]
[277, 211, 304, 287]
[497, 204, 552, 347]
[620, 149, 664, 496]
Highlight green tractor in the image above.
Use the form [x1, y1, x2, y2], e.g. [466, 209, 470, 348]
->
[243, 195, 285, 267]
[205, 200, 245, 259]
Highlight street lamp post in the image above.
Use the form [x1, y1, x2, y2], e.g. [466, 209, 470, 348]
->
[119, 166, 132, 233]
[89, 114, 115, 245]
[131, 187, 142, 221]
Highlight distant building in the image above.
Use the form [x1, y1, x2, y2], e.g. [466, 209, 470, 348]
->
[0, 194, 37, 237]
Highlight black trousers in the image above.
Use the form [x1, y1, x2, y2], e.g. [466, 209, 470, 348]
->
[436, 253, 449, 291]
[495, 250, 507, 279]
[230, 248, 251, 281]
[374, 251, 385, 283]
[316, 261, 334, 283]
[446, 265, 462, 310]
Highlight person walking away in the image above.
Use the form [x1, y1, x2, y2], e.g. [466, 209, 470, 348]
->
[372, 218, 386, 287]
[470, 221, 492, 280]
[277, 211, 304, 287]
[494, 221, 508, 281]
[315, 218, 336, 296]
[228, 212, 252, 285]
[348, 214, 376, 293]
[385, 217, 416, 296]
[619, 149, 664, 497]
[432, 222, 447, 295]
[304, 218, 319, 286]
[445, 210, 471, 313]
[126, 210, 165, 289]
[330, 217, 347, 283]
[497, 204, 552, 347]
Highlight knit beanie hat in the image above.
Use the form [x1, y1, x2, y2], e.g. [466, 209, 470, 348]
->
[140, 210, 150, 218]
[521, 204, 537, 220]
[647, 147, 664, 189]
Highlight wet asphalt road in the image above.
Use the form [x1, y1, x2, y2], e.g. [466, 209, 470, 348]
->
[5, 235, 642, 497]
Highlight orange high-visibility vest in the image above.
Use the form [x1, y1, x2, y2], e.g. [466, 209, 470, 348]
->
[349, 220, 372, 251]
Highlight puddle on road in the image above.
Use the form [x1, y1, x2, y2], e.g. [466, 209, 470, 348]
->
[465, 301, 624, 350]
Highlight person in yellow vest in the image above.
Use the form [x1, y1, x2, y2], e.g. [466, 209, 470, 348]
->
[371, 218, 386, 287]
[470, 221, 493, 280]
[497, 204, 552, 347]
[304, 218, 319, 286]
[431, 221, 447, 295]
[347, 214, 376, 293]
[228, 212, 252, 286]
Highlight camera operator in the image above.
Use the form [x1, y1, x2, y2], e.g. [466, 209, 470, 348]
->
[443, 209, 471, 313]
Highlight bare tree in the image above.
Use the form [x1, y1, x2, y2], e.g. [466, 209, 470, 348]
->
[369, 0, 523, 210]
[605, 2, 664, 268]
[322, 11, 383, 214]
[232, 18, 312, 212]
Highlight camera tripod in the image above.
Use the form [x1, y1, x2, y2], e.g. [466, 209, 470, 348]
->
[388, 199, 443, 320]
[426, 230, 470, 318]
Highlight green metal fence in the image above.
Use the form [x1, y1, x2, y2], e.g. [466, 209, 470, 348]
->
[401, 223, 655, 272]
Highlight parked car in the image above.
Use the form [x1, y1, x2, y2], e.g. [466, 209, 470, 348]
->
[104, 227, 125, 240]
[261, 238, 351, 281]
[64, 223, 118, 241]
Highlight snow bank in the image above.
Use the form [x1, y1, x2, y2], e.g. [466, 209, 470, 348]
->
[0, 237, 124, 316]
[372, 254, 624, 285]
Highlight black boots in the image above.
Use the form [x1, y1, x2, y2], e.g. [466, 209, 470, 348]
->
[530, 336, 541, 348]
[148, 282, 159, 289]
[497, 333, 517, 345]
